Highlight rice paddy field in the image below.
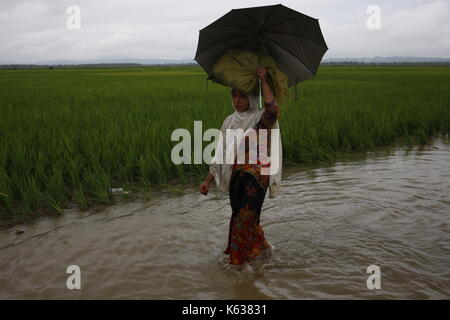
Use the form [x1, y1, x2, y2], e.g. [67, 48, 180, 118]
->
[0, 66, 449, 222]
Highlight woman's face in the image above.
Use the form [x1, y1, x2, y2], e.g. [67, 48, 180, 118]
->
[231, 89, 249, 112]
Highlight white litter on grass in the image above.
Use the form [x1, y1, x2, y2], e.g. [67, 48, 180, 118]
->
[108, 188, 130, 194]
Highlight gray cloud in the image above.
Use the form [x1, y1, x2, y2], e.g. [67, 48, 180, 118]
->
[0, 0, 449, 63]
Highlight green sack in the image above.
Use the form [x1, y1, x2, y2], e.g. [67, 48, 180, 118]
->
[211, 48, 289, 103]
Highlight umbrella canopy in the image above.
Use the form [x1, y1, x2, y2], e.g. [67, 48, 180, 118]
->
[194, 4, 328, 87]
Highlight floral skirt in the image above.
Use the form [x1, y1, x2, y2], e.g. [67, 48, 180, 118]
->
[223, 162, 271, 265]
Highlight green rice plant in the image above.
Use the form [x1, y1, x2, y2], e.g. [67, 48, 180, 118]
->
[0, 66, 448, 217]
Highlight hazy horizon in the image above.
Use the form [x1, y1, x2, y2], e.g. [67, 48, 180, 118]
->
[2, 56, 450, 66]
[1, 0, 450, 64]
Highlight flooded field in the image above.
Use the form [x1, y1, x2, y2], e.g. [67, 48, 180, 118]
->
[1, 135, 449, 299]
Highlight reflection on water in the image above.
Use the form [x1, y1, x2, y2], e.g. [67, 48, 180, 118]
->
[1, 135, 449, 299]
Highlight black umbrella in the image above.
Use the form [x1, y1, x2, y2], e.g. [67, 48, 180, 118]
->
[194, 4, 328, 88]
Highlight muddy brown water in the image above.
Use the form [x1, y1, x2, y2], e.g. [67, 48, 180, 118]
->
[1, 135, 449, 299]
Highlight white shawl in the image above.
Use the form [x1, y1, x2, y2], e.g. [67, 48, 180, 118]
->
[209, 92, 282, 198]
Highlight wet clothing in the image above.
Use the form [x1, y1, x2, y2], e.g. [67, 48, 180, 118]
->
[223, 100, 280, 264]
[209, 96, 282, 199]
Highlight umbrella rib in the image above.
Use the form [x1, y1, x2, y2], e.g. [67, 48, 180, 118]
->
[195, 36, 251, 60]
[203, 25, 254, 34]
[266, 39, 314, 77]
[266, 31, 327, 48]
[266, 33, 313, 71]
[262, 5, 279, 31]
[264, 40, 279, 69]
[238, 11, 257, 33]
[266, 16, 316, 31]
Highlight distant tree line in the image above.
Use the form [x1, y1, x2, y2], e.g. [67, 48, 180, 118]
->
[0, 62, 201, 70]
[1, 61, 449, 70]
[320, 61, 450, 66]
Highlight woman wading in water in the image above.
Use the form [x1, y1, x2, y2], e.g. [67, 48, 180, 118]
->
[200, 67, 283, 270]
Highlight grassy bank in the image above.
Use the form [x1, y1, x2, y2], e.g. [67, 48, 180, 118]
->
[0, 66, 449, 219]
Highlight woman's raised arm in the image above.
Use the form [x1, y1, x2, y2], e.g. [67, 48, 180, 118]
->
[256, 67, 280, 129]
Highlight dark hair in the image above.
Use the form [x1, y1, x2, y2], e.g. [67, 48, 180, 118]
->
[231, 88, 248, 98]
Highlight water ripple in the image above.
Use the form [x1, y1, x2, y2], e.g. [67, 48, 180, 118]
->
[0, 135, 449, 299]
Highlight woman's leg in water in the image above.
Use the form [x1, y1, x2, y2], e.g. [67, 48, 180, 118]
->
[225, 167, 271, 265]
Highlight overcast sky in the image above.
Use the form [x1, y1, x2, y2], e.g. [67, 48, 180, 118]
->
[1, 0, 449, 63]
